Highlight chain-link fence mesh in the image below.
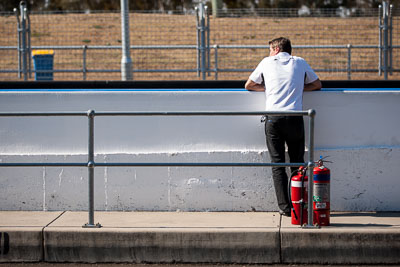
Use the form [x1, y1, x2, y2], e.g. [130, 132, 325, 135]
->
[391, 14, 400, 75]
[0, 7, 399, 81]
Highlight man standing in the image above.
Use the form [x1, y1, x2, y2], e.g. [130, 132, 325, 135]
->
[245, 37, 321, 216]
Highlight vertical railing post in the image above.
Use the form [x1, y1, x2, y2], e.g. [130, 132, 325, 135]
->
[83, 110, 101, 228]
[347, 44, 352, 80]
[214, 45, 218, 80]
[306, 109, 316, 228]
[379, 4, 382, 76]
[389, 4, 393, 76]
[206, 5, 211, 77]
[120, 0, 133, 81]
[27, 11, 31, 78]
[195, 6, 200, 77]
[18, 1, 28, 81]
[198, 3, 207, 80]
[14, 7, 21, 79]
[382, 1, 389, 80]
[83, 45, 87, 81]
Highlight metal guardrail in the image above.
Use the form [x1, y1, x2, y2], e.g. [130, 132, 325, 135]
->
[212, 44, 400, 81]
[1, 44, 399, 80]
[0, 109, 316, 228]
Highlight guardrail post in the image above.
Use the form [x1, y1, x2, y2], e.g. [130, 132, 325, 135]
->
[381, 1, 390, 80]
[83, 110, 101, 228]
[206, 5, 211, 77]
[347, 44, 352, 80]
[14, 8, 21, 79]
[197, 3, 207, 80]
[120, 0, 133, 81]
[389, 4, 393, 75]
[83, 45, 87, 81]
[15, 1, 29, 81]
[306, 109, 316, 228]
[214, 45, 219, 80]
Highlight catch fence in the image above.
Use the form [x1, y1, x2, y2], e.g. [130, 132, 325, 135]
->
[0, 3, 399, 81]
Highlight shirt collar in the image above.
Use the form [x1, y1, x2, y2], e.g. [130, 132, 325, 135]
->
[274, 52, 292, 62]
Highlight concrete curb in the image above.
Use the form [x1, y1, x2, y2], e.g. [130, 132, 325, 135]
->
[44, 228, 280, 263]
[0, 229, 43, 262]
[281, 228, 400, 264]
[1, 211, 399, 264]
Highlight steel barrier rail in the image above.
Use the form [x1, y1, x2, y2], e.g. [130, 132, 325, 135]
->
[0, 45, 199, 80]
[1, 44, 399, 80]
[0, 109, 316, 228]
[212, 44, 400, 80]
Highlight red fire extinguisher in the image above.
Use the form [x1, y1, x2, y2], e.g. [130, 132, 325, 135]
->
[290, 167, 308, 225]
[313, 156, 331, 226]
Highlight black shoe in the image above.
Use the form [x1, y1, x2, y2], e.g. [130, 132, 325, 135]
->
[279, 210, 291, 217]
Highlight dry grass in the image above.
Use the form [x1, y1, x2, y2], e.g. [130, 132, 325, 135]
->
[0, 12, 398, 81]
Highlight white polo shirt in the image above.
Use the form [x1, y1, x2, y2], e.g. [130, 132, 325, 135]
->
[249, 52, 319, 111]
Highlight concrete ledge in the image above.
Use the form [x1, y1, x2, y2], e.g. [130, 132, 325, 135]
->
[0, 229, 42, 262]
[43, 211, 280, 263]
[44, 228, 280, 263]
[0, 211, 63, 262]
[281, 228, 400, 264]
[1, 211, 400, 264]
[281, 213, 400, 264]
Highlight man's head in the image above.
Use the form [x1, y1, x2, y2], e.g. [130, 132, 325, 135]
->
[269, 37, 292, 56]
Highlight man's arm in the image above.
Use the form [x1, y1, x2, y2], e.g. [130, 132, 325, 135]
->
[304, 79, 322, 91]
[245, 78, 265, 91]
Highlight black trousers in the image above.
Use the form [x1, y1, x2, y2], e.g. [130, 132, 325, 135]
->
[265, 116, 305, 212]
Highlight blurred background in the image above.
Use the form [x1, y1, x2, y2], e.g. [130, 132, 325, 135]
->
[1, 0, 398, 81]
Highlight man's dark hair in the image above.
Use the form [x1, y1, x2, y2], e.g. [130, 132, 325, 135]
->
[269, 37, 292, 55]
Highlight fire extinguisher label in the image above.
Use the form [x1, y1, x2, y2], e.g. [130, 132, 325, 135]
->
[315, 202, 327, 209]
[291, 181, 308, 188]
[314, 183, 330, 202]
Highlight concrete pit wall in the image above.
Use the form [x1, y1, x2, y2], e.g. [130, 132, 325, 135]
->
[0, 88, 399, 211]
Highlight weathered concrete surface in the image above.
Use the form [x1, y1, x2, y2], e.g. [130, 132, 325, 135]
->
[1, 91, 400, 213]
[44, 211, 280, 263]
[0, 211, 63, 262]
[281, 212, 400, 264]
[1, 211, 400, 264]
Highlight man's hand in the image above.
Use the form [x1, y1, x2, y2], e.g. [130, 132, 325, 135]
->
[245, 79, 265, 91]
[304, 79, 322, 91]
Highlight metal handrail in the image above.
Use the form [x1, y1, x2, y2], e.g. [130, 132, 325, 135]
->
[0, 109, 316, 228]
[1, 44, 399, 80]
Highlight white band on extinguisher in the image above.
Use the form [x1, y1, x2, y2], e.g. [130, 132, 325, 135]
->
[291, 181, 308, 188]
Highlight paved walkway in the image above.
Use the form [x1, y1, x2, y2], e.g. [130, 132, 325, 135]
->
[0, 211, 399, 264]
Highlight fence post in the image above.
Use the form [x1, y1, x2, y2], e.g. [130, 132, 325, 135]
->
[347, 44, 352, 80]
[15, 1, 28, 81]
[206, 6, 211, 77]
[389, 4, 393, 75]
[83, 45, 87, 81]
[27, 9, 31, 78]
[197, 3, 207, 80]
[214, 45, 219, 80]
[83, 110, 101, 228]
[120, 0, 133, 81]
[379, 4, 382, 76]
[14, 8, 21, 79]
[381, 1, 389, 80]
[211, 0, 222, 18]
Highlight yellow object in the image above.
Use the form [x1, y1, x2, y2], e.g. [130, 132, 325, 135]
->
[32, 50, 54, 56]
